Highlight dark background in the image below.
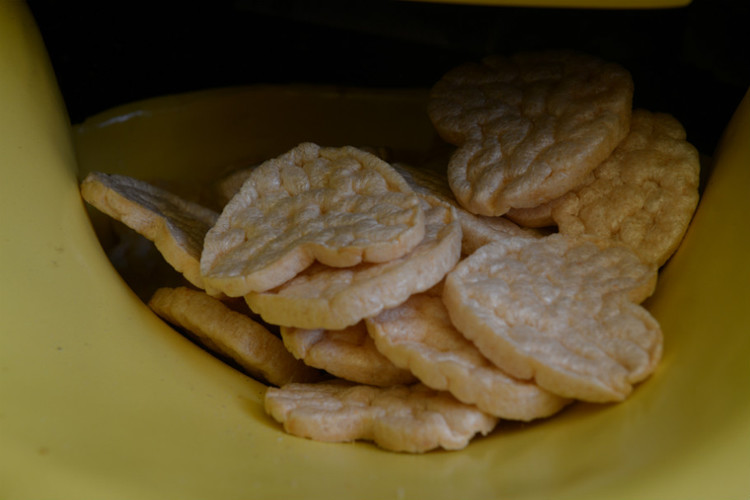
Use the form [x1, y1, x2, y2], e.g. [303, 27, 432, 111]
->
[27, 0, 749, 156]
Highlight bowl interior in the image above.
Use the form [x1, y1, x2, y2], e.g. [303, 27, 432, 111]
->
[67, 84, 750, 500]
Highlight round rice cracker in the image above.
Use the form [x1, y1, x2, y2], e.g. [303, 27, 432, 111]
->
[148, 287, 322, 386]
[245, 195, 462, 330]
[264, 380, 498, 453]
[281, 322, 416, 387]
[80, 172, 219, 291]
[212, 147, 392, 208]
[428, 50, 633, 216]
[552, 109, 699, 267]
[506, 110, 700, 267]
[442, 234, 662, 403]
[366, 289, 571, 420]
[200, 143, 426, 297]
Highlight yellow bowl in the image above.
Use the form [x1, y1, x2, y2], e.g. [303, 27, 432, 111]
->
[2, 2, 749, 499]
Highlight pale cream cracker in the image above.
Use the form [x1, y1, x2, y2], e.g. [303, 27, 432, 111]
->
[366, 289, 571, 420]
[428, 50, 633, 216]
[550, 109, 699, 267]
[244, 194, 461, 330]
[213, 147, 392, 208]
[281, 322, 416, 387]
[507, 109, 700, 268]
[264, 380, 498, 452]
[393, 162, 541, 255]
[80, 171, 219, 291]
[200, 143, 426, 297]
[442, 234, 662, 403]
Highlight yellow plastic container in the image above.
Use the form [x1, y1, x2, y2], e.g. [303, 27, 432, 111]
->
[1, 1, 748, 499]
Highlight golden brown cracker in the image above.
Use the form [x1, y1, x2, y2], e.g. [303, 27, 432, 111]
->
[148, 287, 321, 386]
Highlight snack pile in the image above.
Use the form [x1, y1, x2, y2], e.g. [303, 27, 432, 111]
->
[80, 50, 700, 453]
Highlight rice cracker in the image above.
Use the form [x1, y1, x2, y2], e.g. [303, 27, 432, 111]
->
[148, 287, 321, 386]
[281, 322, 416, 387]
[366, 288, 571, 420]
[394, 162, 541, 254]
[516, 109, 699, 267]
[443, 234, 661, 402]
[80, 172, 219, 290]
[264, 380, 497, 452]
[245, 195, 461, 330]
[200, 143, 425, 296]
[428, 50, 633, 216]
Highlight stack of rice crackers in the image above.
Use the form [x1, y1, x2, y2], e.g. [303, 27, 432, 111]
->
[80, 50, 700, 453]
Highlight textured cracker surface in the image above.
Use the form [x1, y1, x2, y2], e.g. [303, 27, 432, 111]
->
[443, 234, 662, 402]
[264, 381, 498, 452]
[201, 143, 425, 296]
[394, 162, 540, 255]
[245, 196, 461, 330]
[148, 287, 321, 386]
[428, 50, 633, 216]
[366, 291, 570, 420]
[281, 322, 416, 387]
[80, 172, 219, 290]
[549, 109, 700, 267]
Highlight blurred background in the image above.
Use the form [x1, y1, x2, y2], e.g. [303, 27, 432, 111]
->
[27, 0, 749, 157]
